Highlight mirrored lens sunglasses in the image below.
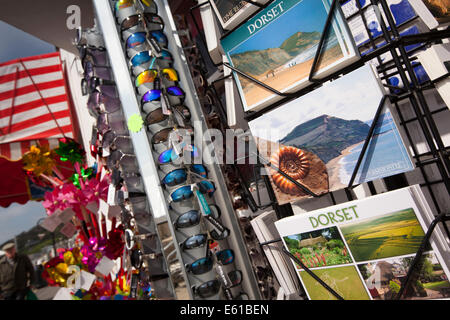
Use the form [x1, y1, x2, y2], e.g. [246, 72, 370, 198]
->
[180, 233, 207, 251]
[138, 0, 158, 13]
[193, 270, 243, 298]
[142, 86, 185, 104]
[173, 205, 220, 229]
[158, 145, 199, 165]
[161, 164, 207, 187]
[136, 68, 178, 87]
[115, 0, 135, 13]
[186, 249, 235, 275]
[168, 180, 216, 203]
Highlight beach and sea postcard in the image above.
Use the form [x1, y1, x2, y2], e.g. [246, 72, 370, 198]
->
[220, 0, 359, 112]
[248, 64, 414, 205]
[275, 186, 450, 300]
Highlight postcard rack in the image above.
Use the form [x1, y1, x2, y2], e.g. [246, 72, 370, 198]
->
[185, 0, 450, 300]
[93, 0, 262, 300]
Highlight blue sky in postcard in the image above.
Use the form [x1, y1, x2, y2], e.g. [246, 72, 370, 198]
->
[230, 0, 328, 55]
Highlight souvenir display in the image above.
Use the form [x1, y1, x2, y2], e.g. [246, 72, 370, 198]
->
[0, 0, 448, 303]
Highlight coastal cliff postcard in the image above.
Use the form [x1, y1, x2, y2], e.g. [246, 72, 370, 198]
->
[248, 64, 414, 205]
[275, 186, 450, 300]
[221, 0, 359, 112]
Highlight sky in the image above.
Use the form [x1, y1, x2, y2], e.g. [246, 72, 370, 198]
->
[0, 20, 55, 245]
[229, 0, 328, 55]
[0, 20, 56, 64]
[0, 201, 47, 245]
[248, 64, 384, 142]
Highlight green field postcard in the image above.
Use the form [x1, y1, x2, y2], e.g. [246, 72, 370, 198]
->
[275, 186, 450, 300]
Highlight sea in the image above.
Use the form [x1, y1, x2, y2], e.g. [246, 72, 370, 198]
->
[338, 110, 414, 185]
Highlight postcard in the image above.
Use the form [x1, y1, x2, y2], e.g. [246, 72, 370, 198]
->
[409, 0, 450, 28]
[275, 186, 450, 300]
[221, 0, 359, 112]
[342, 0, 418, 47]
[210, 0, 272, 31]
[248, 64, 414, 205]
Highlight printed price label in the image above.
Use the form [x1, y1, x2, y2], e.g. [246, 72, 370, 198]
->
[195, 190, 211, 216]
[161, 93, 171, 115]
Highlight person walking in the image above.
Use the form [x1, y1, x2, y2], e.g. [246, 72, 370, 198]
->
[0, 243, 36, 300]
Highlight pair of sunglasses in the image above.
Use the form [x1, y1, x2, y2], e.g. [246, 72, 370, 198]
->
[144, 105, 190, 125]
[130, 49, 174, 67]
[173, 207, 229, 241]
[161, 164, 206, 187]
[75, 28, 105, 49]
[83, 60, 112, 80]
[97, 114, 128, 140]
[142, 86, 185, 103]
[130, 249, 163, 269]
[125, 30, 168, 49]
[200, 89, 221, 116]
[125, 229, 155, 250]
[115, 0, 135, 12]
[135, 68, 178, 87]
[88, 91, 121, 116]
[173, 206, 220, 230]
[123, 173, 145, 194]
[137, 0, 158, 13]
[107, 150, 139, 173]
[81, 77, 116, 96]
[180, 225, 229, 248]
[193, 270, 243, 299]
[185, 249, 234, 275]
[101, 126, 130, 148]
[168, 180, 216, 203]
[79, 46, 109, 70]
[158, 145, 199, 166]
[151, 126, 193, 147]
[122, 12, 163, 31]
[180, 233, 208, 251]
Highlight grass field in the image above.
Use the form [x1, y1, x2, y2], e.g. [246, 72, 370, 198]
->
[340, 208, 425, 262]
[299, 266, 370, 300]
[423, 281, 450, 290]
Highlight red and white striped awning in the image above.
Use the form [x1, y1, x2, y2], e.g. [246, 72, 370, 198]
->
[0, 52, 75, 160]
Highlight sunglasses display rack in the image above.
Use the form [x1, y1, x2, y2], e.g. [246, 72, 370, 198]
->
[167, 0, 450, 300]
[167, 6, 282, 300]
[91, 0, 261, 300]
[76, 21, 177, 299]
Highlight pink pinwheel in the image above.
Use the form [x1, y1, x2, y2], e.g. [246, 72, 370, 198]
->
[81, 174, 110, 205]
[42, 188, 63, 216]
[56, 183, 80, 209]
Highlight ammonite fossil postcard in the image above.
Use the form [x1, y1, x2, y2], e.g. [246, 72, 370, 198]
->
[249, 64, 414, 205]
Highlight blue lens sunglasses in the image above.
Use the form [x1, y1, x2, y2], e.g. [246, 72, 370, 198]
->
[162, 164, 207, 188]
[168, 180, 216, 203]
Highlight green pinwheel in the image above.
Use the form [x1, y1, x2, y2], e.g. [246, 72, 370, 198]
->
[54, 138, 86, 164]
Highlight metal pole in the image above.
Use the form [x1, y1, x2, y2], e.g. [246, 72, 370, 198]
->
[51, 232, 57, 258]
